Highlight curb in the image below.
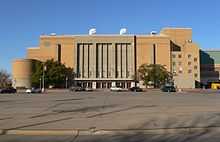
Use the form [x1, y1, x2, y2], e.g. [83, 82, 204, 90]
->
[0, 130, 78, 136]
[0, 127, 218, 136]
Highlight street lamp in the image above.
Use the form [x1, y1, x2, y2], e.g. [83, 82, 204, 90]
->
[39, 78, 42, 89]
[42, 64, 47, 92]
[65, 77, 68, 89]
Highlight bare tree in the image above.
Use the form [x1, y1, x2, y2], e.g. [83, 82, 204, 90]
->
[0, 69, 11, 88]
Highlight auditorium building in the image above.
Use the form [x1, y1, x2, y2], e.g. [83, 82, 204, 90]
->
[12, 27, 201, 89]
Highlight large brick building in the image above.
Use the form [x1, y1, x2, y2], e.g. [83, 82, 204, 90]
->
[12, 27, 201, 89]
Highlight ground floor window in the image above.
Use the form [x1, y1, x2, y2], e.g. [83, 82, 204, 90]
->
[75, 81, 133, 89]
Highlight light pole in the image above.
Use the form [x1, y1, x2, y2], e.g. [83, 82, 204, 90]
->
[39, 78, 42, 89]
[65, 77, 68, 89]
[42, 64, 47, 92]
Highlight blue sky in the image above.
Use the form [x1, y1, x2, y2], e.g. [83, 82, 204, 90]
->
[0, 0, 220, 73]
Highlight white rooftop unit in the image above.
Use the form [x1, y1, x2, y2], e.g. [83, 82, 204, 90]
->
[50, 33, 56, 36]
[150, 31, 157, 35]
[89, 28, 96, 35]
[120, 28, 127, 35]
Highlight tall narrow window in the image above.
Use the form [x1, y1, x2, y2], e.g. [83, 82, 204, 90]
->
[153, 44, 156, 64]
[96, 44, 99, 78]
[57, 44, 61, 63]
[115, 44, 118, 78]
[76, 44, 80, 77]
[82, 44, 84, 78]
[88, 44, 90, 78]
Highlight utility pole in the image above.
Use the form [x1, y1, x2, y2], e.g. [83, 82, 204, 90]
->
[42, 64, 47, 92]
[39, 78, 42, 89]
[65, 76, 68, 89]
[153, 44, 156, 88]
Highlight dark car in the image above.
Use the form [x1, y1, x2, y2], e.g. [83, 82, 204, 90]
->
[129, 86, 143, 92]
[0, 87, 17, 94]
[32, 88, 42, 93]
[26, 88, 42, 94]
[69, 86, 86, 92]
[161, 85, 176, 92]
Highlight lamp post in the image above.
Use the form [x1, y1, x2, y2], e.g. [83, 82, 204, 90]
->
[65, 77, 68, 89]
[39, 78, 42, 89]
[42, 64, 47, 92]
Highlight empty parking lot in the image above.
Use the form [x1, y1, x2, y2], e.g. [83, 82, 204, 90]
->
[0, 90, 220, 131]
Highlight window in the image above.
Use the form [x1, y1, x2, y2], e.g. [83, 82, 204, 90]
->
[178, 62, 182, 65]
[171, 41, 181, 51]
[188, 69, 192, 73]
[188, 54, 192, 58]
[172, 54, 176, 58]
[179, 70, 183, 74]
[57, 44, 61, 63]
[188, 62, 191, 65]
[194, 57, 198, 62]
[194, 73, 198, 78]
[178, 54, 182, 58]
[194, 65, 198, 70]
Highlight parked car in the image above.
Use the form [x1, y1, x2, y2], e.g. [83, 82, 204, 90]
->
[110, 86, 123, 92]
[161, 85, 176, 92]
[129, 86, 143, 92]
[26, 88, 42, 94]
[69, 86, 86, 92]
[0, 87, 17, 94]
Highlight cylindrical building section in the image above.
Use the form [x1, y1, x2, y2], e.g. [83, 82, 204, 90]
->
[12, 59, 33, 88]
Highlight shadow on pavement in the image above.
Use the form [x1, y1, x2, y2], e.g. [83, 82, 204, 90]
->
[87, 105, 157, 118]
[77, 114, 220, 142]
[29, 104, 118, 119]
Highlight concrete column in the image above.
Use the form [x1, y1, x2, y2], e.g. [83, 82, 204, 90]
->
[122, 44, 127, 78]
[131, 82, 135, 87]
[92, 82, 96, 89]
[89, 44, 93, 78]
[98, 44, 102, 78]
[110, 44, 115, 78]
[112, 82, 116, 87]
[117, 44, 121, 78]
[103, 44, 107, 78]
[108, 44, 113, 78]
[91, 44, 96, 78]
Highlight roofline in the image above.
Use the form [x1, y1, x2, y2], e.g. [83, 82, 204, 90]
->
[12, 58, 35, 62]
[27, 47, 40, 49]
[161, 27, 192, 30]
[40, 34, 169, 38]
[203, 50, 220, 52]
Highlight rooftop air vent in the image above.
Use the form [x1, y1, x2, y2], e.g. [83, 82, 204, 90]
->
[89, 28, 96, 35]
[150, 31, 157, 35]
[120, 28, 127, 35]
[50, 33, 56, 36]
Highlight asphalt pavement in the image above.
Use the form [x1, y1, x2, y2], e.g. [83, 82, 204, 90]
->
[0, 89, 220, 141]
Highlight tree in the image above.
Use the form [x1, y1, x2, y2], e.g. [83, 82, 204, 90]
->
[31, 60, 43, 87]
[0, 70, 11, 88]
[31, 59, 74, 88]
[138, 64, 172, 88]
